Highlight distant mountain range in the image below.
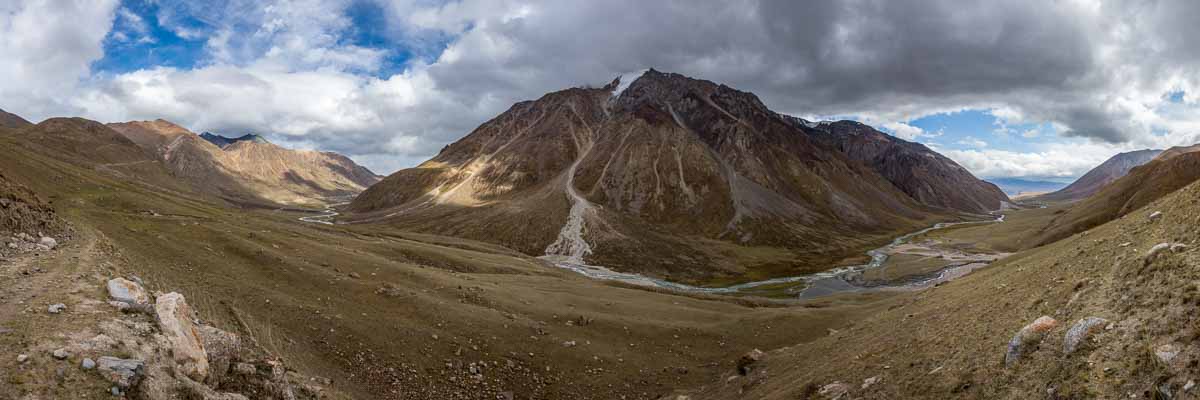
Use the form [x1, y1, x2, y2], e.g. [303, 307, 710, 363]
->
[1032, 149, 1161, 202]
[198, 132, 271, 148]
[109, 120, 380, 207]
[986, 177, 1070, 197]
[347, 70, 1009, 281]
[1032, 148, 1200, 246]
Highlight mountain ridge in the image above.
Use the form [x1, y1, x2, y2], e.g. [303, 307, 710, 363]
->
[108, 120, 381, 207]
[1032, 149, 1161, 202]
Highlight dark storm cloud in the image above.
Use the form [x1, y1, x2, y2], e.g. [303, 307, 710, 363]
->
[11, 0, 1200, 173]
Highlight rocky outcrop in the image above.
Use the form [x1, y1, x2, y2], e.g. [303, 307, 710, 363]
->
[67, 279, 333, 399]
[154, 292, 210, 380]
[0, 172, 69, 258]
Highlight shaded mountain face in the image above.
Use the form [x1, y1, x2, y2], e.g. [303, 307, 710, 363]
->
[801, 119, 1010, 213]
[0, 108, 32, 129]
[108, 120, 381, 207]
[349, 70, 998, 281]
[1034, 149, 1161, 202]
[1031, 150, 1200, 247]
[199, 132, 270, 148]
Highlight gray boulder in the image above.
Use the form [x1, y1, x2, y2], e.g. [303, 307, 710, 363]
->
[107, 278, 150, 305]
[1005, 316, 1058, 366]
[96, 356, 145, 388]
[1063, 317, 1107, 355]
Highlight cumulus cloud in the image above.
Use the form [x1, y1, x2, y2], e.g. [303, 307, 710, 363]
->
[7, 0, 1200, 175]
[0, 0, 118, 118]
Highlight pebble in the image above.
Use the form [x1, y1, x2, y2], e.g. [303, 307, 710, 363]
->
[48, 303, 66, 314]
[17, 354, 28, 363]
[52, 348, 70, 360]
[82, 357, 96, 369]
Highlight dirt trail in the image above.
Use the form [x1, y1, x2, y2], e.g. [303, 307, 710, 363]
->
[0, 228, 126, 397]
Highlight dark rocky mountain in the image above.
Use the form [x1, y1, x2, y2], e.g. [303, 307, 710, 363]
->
[199, 132, 270, 148]
[1033, 149, 1161, 202]
[348, 70, 1003, 282]
[801, 119, 1010, 213]
[109, 120, 381, 207]
[0, 108, 32, 129]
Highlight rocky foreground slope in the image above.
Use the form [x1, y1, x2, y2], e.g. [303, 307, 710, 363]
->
[1034, 149, 1161, 203]
[349, 70, 1001, 282]
[109, 120, 380, 207]
[686, 173, 1200, 399]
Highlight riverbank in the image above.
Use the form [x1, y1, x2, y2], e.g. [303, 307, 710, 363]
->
[543, 214, 1010, 299]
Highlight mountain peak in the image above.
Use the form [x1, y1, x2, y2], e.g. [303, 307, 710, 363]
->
[199, 132, 270, 148]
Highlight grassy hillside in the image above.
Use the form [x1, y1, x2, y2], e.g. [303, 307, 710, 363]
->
[687, 175, 1200, 399]
[0, 132, 906, 399]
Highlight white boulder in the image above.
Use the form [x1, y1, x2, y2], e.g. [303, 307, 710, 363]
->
[107, 278, 150, 305]
[155, 292, 209, 380]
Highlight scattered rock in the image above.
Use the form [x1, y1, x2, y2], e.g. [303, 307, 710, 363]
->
[818, 382, 850, 399]
[862, 376, 880, 389]
[155, 292, 210, 380]
[562, 340, 577, 347]
[1005, 316, 1057, 366]
[348, 272, 361, 279]
[38, 236, 57, 249]
[96, 356, 145, 388]
[82, 357, 96, 370]
[47, 303, 66, 314]
[1063, 317, 1107, 355]
[234, 362, 257, 375]
[1145, 243, 1173, 265]
[737, 349, 765, 375]
[107, 277, 150, 305]
[1156, 344, 1180, 365]
[1149, 211, 1163, 221]
[17, 354, 28, 363]
[1185, 380, 1196, 392]
[52, 348, 71, 360]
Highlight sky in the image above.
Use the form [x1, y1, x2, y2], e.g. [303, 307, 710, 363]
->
[5, 1, 1200, 178]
